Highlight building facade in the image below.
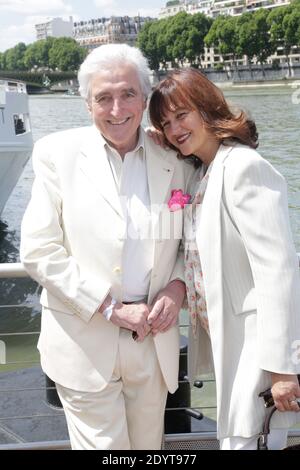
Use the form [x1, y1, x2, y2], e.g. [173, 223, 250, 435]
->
[73, 16, 153, 50]
[158, 0, 291, 19]
[35, 17, 74, 41]
[159, 0, 188, 18]
[158, 0, 299, 69]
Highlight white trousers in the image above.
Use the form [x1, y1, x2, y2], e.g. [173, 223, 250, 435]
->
[56, 328, 168, 450]
[220, 428, 288, 450]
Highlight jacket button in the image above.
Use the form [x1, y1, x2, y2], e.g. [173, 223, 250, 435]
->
[113, 267, 121, 274]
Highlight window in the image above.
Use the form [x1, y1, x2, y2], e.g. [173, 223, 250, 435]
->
[14, 114, 26, 135]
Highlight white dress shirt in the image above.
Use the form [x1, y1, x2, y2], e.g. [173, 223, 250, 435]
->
[105, 128, 154, 302]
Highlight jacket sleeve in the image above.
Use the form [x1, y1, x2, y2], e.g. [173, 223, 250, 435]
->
[224, 150, 300, 374]
[20, 139, 111, 322]
[169, 244, 184, 283]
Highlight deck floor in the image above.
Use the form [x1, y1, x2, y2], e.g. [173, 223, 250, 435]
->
[0, 366, 217, 447]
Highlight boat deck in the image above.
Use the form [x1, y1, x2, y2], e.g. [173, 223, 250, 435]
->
[0, 261, 299, 450]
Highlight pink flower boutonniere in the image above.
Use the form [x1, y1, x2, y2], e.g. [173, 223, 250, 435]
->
[168, 189, 191, 212]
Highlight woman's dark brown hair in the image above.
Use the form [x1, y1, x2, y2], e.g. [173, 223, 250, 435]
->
[149, 68, 258, 160]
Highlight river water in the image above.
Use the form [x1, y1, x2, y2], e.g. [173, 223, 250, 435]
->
[0, 88, 299, 374]
[1, 88, 300, 253]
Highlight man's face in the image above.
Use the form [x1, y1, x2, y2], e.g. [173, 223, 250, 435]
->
[88, 64, 147, 156]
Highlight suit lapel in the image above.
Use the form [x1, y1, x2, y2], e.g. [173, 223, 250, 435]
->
[145, 135, 176, 304]
[145, 136, 175, 234]
[197, 145, 233, 324]
[78, 126, 123, 218]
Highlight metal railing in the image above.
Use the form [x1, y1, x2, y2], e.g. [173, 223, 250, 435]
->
[0, 262, 205, 449]
[0, 256, 300, 450]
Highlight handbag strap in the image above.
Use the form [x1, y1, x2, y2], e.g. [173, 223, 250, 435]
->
[257, 405, 277, 450]
[257, 376, 300, 450]
[257, 375, 300, 449]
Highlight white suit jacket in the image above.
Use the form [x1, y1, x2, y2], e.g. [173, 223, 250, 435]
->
[188, 144, 300, 438]
[20, 126, 193, 393]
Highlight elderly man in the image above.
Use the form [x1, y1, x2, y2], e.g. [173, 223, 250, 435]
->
[20, 44, 192, 450]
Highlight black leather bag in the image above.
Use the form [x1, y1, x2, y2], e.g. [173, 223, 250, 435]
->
[257, 375, 300, 450]
[257, 405, 300, 450]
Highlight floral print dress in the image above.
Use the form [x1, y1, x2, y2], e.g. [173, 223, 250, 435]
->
[184, 161, 213, 337]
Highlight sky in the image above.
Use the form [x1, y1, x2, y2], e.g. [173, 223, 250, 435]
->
[0, 0, 165, 52]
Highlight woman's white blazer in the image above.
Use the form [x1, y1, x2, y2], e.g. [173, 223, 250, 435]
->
[188, 144, 300, 438]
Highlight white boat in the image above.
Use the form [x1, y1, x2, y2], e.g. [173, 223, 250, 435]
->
[0, 79, 33, 216]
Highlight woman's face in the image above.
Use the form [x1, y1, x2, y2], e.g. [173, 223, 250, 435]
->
[160, 106, 218, 163]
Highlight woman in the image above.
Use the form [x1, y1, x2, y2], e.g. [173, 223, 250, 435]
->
[149, 69, 300, 450]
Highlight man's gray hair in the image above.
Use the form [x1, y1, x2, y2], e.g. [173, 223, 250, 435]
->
[78, 44, 152, 101]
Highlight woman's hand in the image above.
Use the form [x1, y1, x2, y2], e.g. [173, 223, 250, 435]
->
[271, 373, 300, 412]
[147, 280, 186, 335]
[145, 126, 167, 148]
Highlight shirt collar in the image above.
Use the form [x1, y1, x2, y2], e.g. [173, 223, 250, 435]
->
[93, 125, 145, 160]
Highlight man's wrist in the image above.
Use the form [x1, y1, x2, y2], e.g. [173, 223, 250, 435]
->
[168, 279, 186, 293]
[102, 297, 117, 321]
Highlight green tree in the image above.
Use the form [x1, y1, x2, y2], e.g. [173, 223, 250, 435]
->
[205, 15, 233, 77]
[24, 38, 55, 70]
[163, 12, 211, 67]
[165, 12, 190, 66]
[156, 19, 171, 70]
[137, 20, 161, 71]
[0, 52, 5, 70]
[236, 13, 258, 77]
[186, 13, 212, 67]
[4, 43, 27, 70]
[48, 37, 87, 71]
[185, 26, 202, 66]
[137, 18, 171, 72]
[236, 10, 274, 76]
[252, 9, 275, 72]
[284, 7, 300, 48]
[205, 15, 226, 51]
[219, 17, 239, 55]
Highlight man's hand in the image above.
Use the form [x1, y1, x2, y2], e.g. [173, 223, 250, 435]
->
[110, 302, 151, 341]
[271, 373, 300, 412]
[147, 280, 186, 335]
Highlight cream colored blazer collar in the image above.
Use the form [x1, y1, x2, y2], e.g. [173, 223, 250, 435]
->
[195, 144, 234, 328]
[144, 130, 175, 210]
[79, 126, 124, 217]
[79, 126, 176, 219]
